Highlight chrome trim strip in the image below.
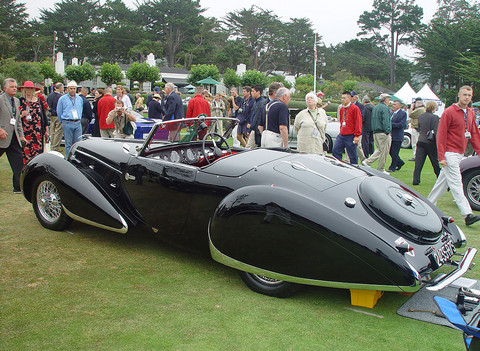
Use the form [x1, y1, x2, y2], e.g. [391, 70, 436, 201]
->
[209, 238, 421, 293]
[74, 149, 122, 175]
[281, 160, 338, 184]
[426, 247, 477, 291]
[63, 206, 128, 234]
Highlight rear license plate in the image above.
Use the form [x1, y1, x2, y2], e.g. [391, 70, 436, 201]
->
[430, 240, 456, 269]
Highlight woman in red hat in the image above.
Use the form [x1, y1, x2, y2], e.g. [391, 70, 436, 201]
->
[18, 81, 49, 164]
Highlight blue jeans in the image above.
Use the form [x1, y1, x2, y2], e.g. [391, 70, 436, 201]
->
[332, 134, 357, 164]
[62, 120, 82, 156]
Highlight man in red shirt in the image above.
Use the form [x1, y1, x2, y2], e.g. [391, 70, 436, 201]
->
[428, 85, 480, 226]
[97, 86, 116, 138]
[186, 86, 211, 140]
[332, 91, 363, 164]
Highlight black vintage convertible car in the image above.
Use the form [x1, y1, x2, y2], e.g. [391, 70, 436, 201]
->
[21, 117, 476, 298]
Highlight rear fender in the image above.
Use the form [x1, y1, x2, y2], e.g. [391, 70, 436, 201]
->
[22, 152, 128, 233]
[208, 185, 421, 292]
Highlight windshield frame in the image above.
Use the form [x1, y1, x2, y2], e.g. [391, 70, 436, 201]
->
[139, 116, 238, 156]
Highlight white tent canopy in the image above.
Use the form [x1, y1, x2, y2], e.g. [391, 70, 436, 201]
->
[416, 84, 445, 117]
[395, 82, 417, 105]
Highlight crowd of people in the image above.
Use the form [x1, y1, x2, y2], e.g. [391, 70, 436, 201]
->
[1, 77, 479, 225]
[326, 86, 480, 226]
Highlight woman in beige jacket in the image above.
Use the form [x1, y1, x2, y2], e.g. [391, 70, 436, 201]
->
[294, 92, 328, 154]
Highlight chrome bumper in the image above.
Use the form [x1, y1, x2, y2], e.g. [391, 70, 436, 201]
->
[426, 247, 477, 291]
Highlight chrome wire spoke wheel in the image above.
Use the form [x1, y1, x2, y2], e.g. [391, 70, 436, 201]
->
[251, 274, 284, 286]
[36, 180, 62, 224]
[467, 174, 480, 208]
[240, 272, 301, 297]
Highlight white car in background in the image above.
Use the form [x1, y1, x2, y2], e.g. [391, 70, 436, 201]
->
[402, 126, 413, 149]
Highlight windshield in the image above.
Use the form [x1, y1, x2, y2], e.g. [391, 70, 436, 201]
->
[139, 116, 238, 154]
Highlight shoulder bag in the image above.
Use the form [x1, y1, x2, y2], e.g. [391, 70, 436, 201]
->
[426, 115, 435, 142]
[122, 114, 134, 135]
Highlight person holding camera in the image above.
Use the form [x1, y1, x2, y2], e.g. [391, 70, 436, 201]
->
[106, 100, 136, 139]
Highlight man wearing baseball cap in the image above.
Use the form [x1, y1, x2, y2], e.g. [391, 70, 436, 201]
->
[56, 80, 83, 156]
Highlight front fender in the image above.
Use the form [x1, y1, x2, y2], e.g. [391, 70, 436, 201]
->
[22, 152, 128, 233]
[208, 185, 420, 292]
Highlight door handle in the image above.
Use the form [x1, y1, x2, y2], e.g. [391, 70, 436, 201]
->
[125, 173, 136, 181]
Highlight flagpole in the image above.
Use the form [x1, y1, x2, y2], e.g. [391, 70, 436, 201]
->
[313, 34, 317, 94]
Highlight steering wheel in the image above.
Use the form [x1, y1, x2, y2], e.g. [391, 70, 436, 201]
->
[201, 132, 232, 164]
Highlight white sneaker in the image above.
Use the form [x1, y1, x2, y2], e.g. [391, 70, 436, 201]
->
[362, 160, 369, 167]
[382, 170, 390, 175]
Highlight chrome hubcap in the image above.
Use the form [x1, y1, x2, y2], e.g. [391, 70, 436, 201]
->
[37, 180, 62, 223]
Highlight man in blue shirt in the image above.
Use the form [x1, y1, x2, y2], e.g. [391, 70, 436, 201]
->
[57, 81, 83, 156]
[259, 87, 290, 148]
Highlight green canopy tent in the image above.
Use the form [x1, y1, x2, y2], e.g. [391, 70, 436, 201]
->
[196, 77, 221, 85]
[473, 101, 480, 107]
[196, 77, 221, 94]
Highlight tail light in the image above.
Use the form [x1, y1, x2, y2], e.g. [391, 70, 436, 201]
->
[442, 216, 454, 224]
[395, 237, 414, 255]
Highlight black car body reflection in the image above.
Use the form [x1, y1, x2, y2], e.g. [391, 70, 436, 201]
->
[21, 117, 475, 298]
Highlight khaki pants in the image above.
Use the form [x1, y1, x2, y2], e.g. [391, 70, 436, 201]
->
[261, 130, 283, 148]
[49, 115, 63, 151]
[100, 128, 115, 138]
[364, 133, 391, 171]
[245, 131, 258, 149]
[411, 128, 419, 159]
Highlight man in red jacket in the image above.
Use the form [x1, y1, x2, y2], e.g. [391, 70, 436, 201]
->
[428, 85, 480, 226]
[332, 91, 363, 164]
[186, 86, 211, 140]
[97, 86, 116, 138]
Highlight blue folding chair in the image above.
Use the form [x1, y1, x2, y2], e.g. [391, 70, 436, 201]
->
[434, 296, 480, 350]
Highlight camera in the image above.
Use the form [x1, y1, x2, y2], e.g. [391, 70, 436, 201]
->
[116, 107, 122, 111]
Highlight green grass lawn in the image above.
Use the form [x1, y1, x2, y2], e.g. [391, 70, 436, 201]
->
[1, 148, 478, 350]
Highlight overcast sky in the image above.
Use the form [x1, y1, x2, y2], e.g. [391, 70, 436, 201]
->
[21, 0, 441, 58]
